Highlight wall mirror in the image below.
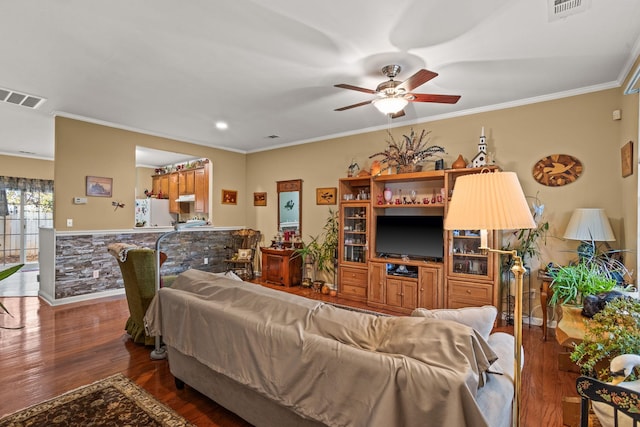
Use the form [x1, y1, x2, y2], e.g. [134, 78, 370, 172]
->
[277, 179, 302, 237]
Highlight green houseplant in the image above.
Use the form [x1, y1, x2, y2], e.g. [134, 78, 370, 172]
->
[549, 262, 617, 306]
[575, 239, 634, 288]
[1, 263, 24, 328]
[570, 297, 640, 381]
[294, 208, 339, 286]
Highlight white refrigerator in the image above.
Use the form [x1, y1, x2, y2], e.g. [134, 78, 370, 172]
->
[135, 198, 174, 227]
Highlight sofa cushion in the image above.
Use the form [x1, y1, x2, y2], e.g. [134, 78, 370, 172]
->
[411, 306, 497, 340]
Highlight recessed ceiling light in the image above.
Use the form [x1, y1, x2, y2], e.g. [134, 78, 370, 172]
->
[215, 121, 228, 130]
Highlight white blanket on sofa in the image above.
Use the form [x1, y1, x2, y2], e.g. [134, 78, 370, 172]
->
[145, 269, 502, 427]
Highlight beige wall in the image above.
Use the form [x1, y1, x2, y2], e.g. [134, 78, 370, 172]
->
[619, 56, 640, 280]
[54, 117, 247, 230]
[136, 167, 154, 199]
[0, 154, 53, 179]
[248, 87, 636, 278]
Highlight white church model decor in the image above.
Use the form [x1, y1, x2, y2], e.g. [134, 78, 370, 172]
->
[470, 127, 489, 168]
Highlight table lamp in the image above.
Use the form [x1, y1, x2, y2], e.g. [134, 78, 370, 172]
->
[563, 208, 615, 259]
[444, 170, 535, 427]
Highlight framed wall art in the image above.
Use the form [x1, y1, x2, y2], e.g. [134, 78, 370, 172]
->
[531, 154, 582, 187]
[86, 176, 113, 197]
[316, 187, 337, 205]
[253, 192, 267, 206]
[621, 141, 634, 177]
[222, 189, 237, 205]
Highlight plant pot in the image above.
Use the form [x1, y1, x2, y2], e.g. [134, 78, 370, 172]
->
[397, 164, 422, 174]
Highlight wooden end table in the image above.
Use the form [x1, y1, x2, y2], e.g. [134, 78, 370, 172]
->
[538, 270, 553, 340]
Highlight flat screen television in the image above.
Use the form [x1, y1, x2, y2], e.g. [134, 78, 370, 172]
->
[375, 215, 444, 261]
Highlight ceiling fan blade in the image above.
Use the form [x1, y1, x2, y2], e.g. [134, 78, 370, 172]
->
[334, 100, 374, 111]
[396, 69, 438, 92]
[410, 93, 461, 104]
[390, 110, 405, 119]
[334, 84, 376, 94]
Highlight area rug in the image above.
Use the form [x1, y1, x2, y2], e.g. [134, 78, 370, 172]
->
[0, 373, 195, 426]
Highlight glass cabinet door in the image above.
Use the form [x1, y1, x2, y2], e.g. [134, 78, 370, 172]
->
[341, 204, 368, 264]
[449, 229, 494, 278]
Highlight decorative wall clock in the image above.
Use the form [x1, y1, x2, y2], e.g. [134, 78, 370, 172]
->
[532, 154, 583, 187]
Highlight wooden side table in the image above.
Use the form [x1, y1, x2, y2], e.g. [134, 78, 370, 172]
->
[260, 247, 302, 287]
[538, 270, 553, 340]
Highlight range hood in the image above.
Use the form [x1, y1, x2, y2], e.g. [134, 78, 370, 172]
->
[175, 194, 195, 202]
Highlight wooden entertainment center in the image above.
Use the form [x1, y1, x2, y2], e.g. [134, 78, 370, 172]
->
[337, 167, 500, 315]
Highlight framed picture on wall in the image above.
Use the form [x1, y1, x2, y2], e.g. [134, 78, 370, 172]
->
[316, 187, 337, 205]
[253, 192, 267, 206]
[222, 189, 237, 205]
[86, 176, 112, 197]
[621, 141, 634, 177]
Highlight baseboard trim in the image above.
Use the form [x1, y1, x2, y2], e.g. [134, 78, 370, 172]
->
[39, 288, 125, 306]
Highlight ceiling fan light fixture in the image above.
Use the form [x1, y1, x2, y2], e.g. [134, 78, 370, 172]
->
[373, 96, 408, 115]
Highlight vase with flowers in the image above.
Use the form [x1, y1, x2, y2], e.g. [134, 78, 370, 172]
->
[369, 128, 445, 174]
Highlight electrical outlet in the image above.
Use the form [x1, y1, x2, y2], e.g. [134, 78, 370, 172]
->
[93, 270, 99, 279]
[66, 218, 73, 227]
[204, 257, 209, 264]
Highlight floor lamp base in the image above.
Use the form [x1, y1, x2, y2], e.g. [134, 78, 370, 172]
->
[150, 346, 167, 360]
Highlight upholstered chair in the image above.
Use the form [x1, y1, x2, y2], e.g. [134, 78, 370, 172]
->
[108, 243, 166, 345]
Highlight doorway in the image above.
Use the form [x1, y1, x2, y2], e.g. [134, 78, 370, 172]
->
[0, 180, 53, 268]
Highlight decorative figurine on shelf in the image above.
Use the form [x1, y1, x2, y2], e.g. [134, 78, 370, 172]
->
[383, 187, 393, 204]
[347, 159, 359, 177]
[471, 127, 489, 168]
[370, 160, 382, 176]
[452, 154, 467, 169]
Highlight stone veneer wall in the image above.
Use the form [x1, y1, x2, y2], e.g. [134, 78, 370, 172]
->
[54, 229, 234, 299]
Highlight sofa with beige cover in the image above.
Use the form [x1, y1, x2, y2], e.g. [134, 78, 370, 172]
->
[145, 269, 516, 427]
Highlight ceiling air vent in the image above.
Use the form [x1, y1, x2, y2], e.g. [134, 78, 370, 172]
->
[0, 87, 46, 109]
[548, 0, 590, 21]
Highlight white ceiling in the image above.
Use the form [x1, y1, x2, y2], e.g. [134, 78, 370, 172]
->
[1, 0, 639, 167]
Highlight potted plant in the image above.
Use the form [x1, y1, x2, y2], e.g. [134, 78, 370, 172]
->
[369, 128, 445, 174]
[502, 194, 549, 266]
[1, 263, 24, 328]
[570, 297, 640, 381]
[294, 208, 339, 288]
[575, 239, 634, 290]
[549, 262, 617, 306]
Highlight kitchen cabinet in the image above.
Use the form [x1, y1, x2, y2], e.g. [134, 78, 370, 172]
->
[194, 166, 208, 213]
[168, 173, 181, 214]
[152, 174, 169, 198]
[179, 169, 195, 194]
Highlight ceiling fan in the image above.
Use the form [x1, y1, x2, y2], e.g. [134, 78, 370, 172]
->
[334, 64, 461, 118]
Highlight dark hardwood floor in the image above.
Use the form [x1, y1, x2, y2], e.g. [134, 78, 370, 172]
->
[0, 282, 578, 426]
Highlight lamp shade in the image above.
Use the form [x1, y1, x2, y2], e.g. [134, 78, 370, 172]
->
[444, 171, 536, 231]
[373, 96, 408, 115]
[563, 208, 615, 242]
